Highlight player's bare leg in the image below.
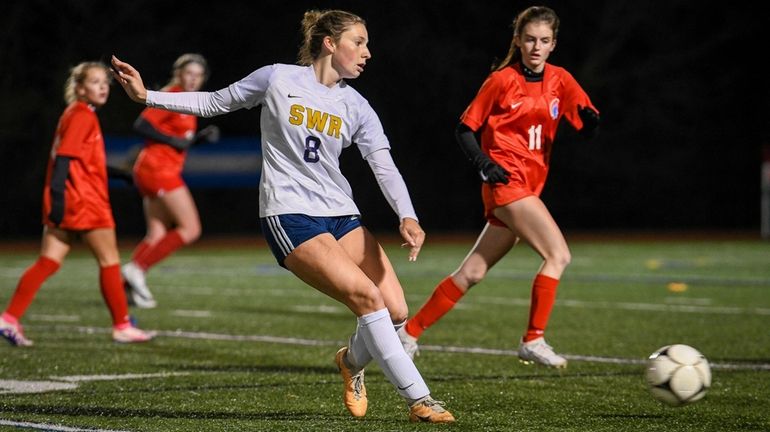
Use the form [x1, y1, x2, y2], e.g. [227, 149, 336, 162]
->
[0, 227, 72, 347]
[285, 232, 453, 422]
[401, 223, 517, 358]
[493, 196, 569, 368]
[125, 186, 200, 308]
[83, 228, 153, 343]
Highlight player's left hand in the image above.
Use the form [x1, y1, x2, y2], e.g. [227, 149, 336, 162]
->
[578, 105, 600, 138]
[399, 217, 425, 262]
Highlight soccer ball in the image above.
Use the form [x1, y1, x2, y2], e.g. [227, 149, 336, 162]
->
[645, 344, 711, 407]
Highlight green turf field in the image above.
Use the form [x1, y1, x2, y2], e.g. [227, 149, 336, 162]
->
[1, 237, 768, 431]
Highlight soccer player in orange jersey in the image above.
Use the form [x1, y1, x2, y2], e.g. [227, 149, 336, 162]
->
[399, 6, 600, 368]
[121, 54, 219, 308]
[0, 62, 154, 346]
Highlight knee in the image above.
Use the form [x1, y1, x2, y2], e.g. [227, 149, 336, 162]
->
[178, 224, 201, 244]
[348, 285, 386, 315]
[548, 248, 571, 270]
[389, 304, 408, 324]
[454, 267, 487, 290]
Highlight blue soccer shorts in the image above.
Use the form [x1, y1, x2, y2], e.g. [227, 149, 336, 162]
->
[260, 213, 362, 267]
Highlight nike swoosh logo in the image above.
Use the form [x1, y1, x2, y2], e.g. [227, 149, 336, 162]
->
[397, 383, 414, 391]
[288, 94, 301, 98]
[511, 101, 523, 110]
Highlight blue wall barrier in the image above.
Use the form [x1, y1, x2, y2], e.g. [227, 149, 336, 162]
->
[105, 136, 262, 188]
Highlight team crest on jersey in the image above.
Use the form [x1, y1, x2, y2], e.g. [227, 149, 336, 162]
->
[549, 98, 560, 119]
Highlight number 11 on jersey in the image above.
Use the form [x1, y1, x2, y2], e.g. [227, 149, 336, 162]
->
[528, 124, 542, 150]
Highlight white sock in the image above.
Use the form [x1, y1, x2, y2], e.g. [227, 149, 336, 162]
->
[347, 318, 407, 374]
[346, 327, 372, 374]
[357, 308, 429, 401]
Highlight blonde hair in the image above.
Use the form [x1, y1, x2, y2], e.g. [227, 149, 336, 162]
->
[298, 10, 365, 65]
[63, 62, 110, 104]
[165, 53, 209, 89]
[493, 6, 560, 71]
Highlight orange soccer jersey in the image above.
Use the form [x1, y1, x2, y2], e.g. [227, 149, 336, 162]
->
[42, 101, 114, 230]
[132, 85, 197, 196]
[460, 63, 597, 221]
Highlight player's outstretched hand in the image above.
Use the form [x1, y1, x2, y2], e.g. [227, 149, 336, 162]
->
[399, 217, 425, 262]
[111, 55, 148, 104]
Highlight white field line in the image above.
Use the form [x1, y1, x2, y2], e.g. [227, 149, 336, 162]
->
[53, 372, 190, 383]
[49, 324, 770, 371]
[0, 380, 78, 394]
[0, 420, 130, 432]
[0, 373, 190, 395]
[171, 310, 212, 318]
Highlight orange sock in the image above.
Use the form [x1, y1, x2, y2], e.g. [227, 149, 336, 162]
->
[130, 240, 152, 264]
[134, 231, 185, 271]
[100, 264, 130, 326]
[405, 276, 464, 339]
[5, 256, 61, 319]
[524, 273, 560, 342]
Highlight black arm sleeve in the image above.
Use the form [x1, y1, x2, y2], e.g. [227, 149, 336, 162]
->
[49, 156, 70, 225]
[133, 117, 191, 151]
[455, 123, 487, 167]
[455, 122, 510, 184]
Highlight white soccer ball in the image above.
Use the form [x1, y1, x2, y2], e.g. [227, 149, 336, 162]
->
[645, 344, 711, 407]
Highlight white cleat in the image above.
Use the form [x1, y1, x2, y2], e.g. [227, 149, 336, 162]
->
[517, 337, 568, 368]
[122, 262, 157, 309]
[397, 326, 420, 360]
[0, 317, 33, 347]
[112, 325, 155, 343]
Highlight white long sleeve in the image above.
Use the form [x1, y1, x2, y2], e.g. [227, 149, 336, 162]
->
[365, 148, 418, 221]
[145, 65, 275, 117]
[146, 86, 241, 118]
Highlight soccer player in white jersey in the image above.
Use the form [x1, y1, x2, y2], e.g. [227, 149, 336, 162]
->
[111, 9, 454, 424]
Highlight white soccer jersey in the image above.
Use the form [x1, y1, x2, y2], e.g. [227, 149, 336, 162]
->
[146, 63, 416, 220]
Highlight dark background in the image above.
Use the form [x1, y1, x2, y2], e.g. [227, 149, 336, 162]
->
[1, 1, 767, 239]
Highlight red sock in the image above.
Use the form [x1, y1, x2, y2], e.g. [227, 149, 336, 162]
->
[100, 264, 130, 326]
[405, 276, 464, 339]
[130, 240, 152, 264]
[134, 231, 185, 271]
[524, 273, 560, 342]
[4, 257, 61, 320]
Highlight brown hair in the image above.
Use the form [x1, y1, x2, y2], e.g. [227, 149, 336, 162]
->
[63, 62, 110, 104]
[493, 6, 560, 71]
[166, 53, 209, 89]
[298, 10, 365, 65]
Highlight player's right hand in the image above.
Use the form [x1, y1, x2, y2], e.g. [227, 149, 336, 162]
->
[399, 217, 425, 262]
[478, 159, 510, 184]
[111, 55, 148, 104]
